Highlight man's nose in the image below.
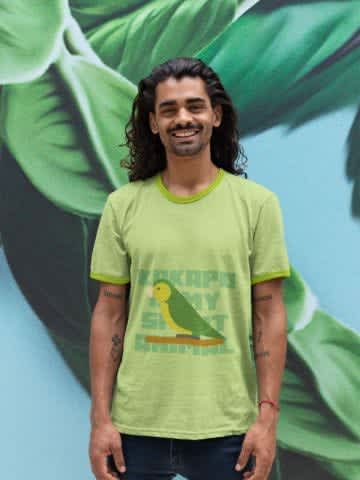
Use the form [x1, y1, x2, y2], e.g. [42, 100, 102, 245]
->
[175, 107, 193, 125]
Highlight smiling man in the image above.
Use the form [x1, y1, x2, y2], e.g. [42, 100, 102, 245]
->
[88, 57, 290, 480]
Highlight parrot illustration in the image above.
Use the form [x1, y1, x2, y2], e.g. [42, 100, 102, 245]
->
[148, 279, 225, 340]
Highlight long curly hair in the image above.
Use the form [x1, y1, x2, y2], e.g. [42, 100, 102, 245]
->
[120, 57, 248, 181]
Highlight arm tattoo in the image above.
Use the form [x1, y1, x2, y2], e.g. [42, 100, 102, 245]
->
[253, 301, 271, 355]
[253, 310, 263, 343]
[104, 289, 123, 300]
[253, 294, 273, 303]
[255, 350, 270, 358]
[110, 334, 123, 361]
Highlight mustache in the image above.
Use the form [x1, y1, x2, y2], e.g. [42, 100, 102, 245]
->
[168, 125, 202, 134]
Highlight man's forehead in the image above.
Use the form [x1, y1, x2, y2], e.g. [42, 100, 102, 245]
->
[154, 76, 209, 105]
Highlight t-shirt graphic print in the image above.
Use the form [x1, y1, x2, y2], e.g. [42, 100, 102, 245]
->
[136, 271, 236, 355]
[90, 168, 290, 439]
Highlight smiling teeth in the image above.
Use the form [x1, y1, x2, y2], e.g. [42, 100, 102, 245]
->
[173, 130, 198, 137]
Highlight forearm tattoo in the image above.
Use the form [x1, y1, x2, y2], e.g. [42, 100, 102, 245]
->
[253, 307, 271, 359]
[253, 310, 263, 344]
[253, 294, 273, 303]
[110, 334, 123, 361]
[103, 289, 123, 300]
[254, 350, 270, 358]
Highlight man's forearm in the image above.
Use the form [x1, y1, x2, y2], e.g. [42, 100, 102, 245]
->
[89, 293, 128, 427]
[252, 291, 287, 418]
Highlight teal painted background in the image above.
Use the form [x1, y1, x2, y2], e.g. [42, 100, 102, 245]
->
[1, 1, 359, 479]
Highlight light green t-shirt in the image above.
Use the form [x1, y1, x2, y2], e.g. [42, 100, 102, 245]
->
[90, 167, 290, 440]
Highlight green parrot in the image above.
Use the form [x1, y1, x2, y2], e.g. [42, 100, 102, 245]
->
[149, 278, 225, 340]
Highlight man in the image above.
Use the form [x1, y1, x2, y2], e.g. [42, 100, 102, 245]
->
[89, 57, 290, 480]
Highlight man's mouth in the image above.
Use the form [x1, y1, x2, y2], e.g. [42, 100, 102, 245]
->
[171, 128, 200, 138]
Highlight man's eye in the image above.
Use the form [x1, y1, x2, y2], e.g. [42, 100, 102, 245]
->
[190, 105, 203, 111]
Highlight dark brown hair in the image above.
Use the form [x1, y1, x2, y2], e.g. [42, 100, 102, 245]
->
[120, 57, 247, 181]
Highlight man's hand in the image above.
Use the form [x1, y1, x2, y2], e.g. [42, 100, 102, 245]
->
[235, 412, 277, 480]
[89, 422, 126, 480]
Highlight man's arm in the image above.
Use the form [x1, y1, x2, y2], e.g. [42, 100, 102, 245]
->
[252, 277, 287, 421]
[236, 278, 287, 480]
[89, 282, 129, 480]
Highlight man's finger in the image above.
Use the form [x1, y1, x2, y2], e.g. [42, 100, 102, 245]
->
[92, 453, 118, 480]
[243, 469, 255, 479]
[235, 438, 253, 471]
[250, 454, 270, 480]
[111, 439, 127, 474]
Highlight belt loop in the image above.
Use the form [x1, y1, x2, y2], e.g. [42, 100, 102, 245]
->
[169, 438, 173, 464]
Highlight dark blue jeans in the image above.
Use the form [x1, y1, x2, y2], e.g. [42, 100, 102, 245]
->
[114, 432, 254, 480]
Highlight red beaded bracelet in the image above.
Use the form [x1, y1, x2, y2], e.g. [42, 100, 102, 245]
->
[258, 399, 280, 411]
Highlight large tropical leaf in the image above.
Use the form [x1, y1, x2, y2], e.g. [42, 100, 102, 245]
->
[85, 0, 237, 84]
[198, 2, 360, 135]
[279, 319, 360, 479]
[70, 0, 259, 32]
[0, 0, 68, 84]
[346, 106, 360, 218]
[275, 269, 360, 478]
[0, 145, 98, 389]
[288, 309, 360, 440]
[69, 0, 148, 30]
[0, 39, 136, 217]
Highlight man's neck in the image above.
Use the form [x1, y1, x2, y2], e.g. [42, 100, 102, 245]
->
[161, 154, 219, 197]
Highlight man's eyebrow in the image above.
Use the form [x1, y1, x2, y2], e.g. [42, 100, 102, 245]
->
[159, 100, 177, 109]
[186, 97, 206, 104]
[158, 97, 207, 109]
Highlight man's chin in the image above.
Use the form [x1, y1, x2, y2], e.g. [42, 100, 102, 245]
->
[171, 145, 204, 157]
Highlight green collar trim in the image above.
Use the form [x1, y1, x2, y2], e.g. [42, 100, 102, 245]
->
[155, 168, 225, 204]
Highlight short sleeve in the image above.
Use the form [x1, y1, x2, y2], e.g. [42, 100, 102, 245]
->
[90, 195, 130, 285]
[250, 193, 290, 285]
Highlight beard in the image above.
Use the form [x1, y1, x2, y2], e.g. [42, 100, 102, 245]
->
[170, 141, 204, 157]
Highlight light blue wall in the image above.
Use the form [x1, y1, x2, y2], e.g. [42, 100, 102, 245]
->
[0, 249, 91, 479]
[245, 107, 359, 333]
[0, 106, 358, 479]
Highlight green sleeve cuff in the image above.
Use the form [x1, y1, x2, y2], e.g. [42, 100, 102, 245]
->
[90, 272, 130, 285]
[251, 269, 291, 285]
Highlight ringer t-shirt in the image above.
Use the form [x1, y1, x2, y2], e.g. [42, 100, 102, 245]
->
[90, 167, 290, 440]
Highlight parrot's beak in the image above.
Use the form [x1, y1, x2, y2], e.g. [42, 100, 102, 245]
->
[145, 286, 153, 298]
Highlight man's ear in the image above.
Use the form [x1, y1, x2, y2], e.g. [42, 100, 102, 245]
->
[149, 112, 159, 134]
[213, 104, 222, 127]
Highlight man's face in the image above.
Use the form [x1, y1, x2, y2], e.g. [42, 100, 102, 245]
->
[149, 76, 222, 158]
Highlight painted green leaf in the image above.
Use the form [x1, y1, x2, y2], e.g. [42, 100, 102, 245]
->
[199, 2, 360, 135]
[69, 0, 148, 30]
[86, 0, 237, 84]
[0, 145, 98, 389]
[346, 107, 360, 218]
[277, 269, 360, 476]
[288, 309, 360, 439]
[0, 44, 136, 217]
[0, 0, 68, 84]
[278, 308, 360, 478]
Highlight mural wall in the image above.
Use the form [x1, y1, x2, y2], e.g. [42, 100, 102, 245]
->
[0, 1, 359, 479]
